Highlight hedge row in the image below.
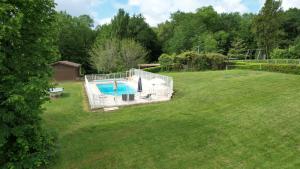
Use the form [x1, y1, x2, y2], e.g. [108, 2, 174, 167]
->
[230, 62, 300, 75]
[158, 52, 227, 72]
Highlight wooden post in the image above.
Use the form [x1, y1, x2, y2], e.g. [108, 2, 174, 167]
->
[260, 63, 262, 70]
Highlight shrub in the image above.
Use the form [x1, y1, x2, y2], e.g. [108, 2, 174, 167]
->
[270, 48, 291, 59]
[190, 53, 210, 70]
[175, 52, 197, 65]
[157, 51, 228, 72]
[231, 62, 300, 75]
[206, 53, 228, 70]
[144, 66, 161, 73]
[158, 53, 174, 71]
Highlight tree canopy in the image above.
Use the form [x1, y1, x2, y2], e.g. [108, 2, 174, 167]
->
[252, 0, 283, 58]
[0, 0, 57, 168]
[56, 12, 96, 73]
[96, 9, 161, 62]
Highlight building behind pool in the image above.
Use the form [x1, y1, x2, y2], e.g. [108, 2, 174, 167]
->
[84, 69, 173, 109]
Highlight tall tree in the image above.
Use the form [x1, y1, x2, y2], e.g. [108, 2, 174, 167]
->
[155, 21, 175, 53]
[228, 38, 247, 59]
[127, 14, 161, 62]
[111, 9, 130, 39]
[57, 12, 96, 73]
[252, 0, 283, 58]
[120, 39, 147, 69]
[90, 38, 147, 73]
[281, 8, 300, 47]
[238, 14, 257, 50]
[96, 9, 161, 62]
[0, 0, 57, 168]
[90, 38, 120, 73]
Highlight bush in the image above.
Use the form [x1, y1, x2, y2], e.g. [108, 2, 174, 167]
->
[231, 62, 300, 75]
[174, 52, 194, 65]
[144, 66, 161, 73]
[190, 53, 211, 70]
[206, 53, 228, 70]
[158, 53, 174, 71]
[270, 48, 291, 59]
[156, 51, 228, 72]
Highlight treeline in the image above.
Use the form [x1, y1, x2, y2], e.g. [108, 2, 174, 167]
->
[55, 9, 161, 73]
[54, 0, 300, 74]
[156, 1, 300, 60]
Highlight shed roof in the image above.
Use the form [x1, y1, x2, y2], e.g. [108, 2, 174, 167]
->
[52, 61, 81, 68]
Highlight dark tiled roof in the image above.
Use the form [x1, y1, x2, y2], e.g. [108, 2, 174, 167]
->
[52, 61, 81, 67]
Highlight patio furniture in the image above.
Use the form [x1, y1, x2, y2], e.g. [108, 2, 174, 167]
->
[129, 94, 135, 101]
[49, 88, 64, 97]
[141, 94, 151, 100]
[122, 94, 128, 101]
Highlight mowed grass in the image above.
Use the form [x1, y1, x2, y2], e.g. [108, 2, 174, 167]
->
[43, 70, 300, 169]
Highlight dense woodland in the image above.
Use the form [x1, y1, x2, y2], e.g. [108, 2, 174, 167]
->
[55, 0, 300, 73]
[1, 0, 300, 168]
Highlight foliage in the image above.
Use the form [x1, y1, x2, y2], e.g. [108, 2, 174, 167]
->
[120, 39, 147, 69]
[127, 14, 162, 62]
[200, 33, 218, 53]
[214, 31, 230, 54]
[90, 38, 120, 73]
[281, 8, 300, 47]
[158, 54, 174, 70]
[157, 51, 227, 71]
[155, 21, 174, 53]
[156, 6, 257, 55]
[228, 38, 247, 59]
[51, 4, 300, 68]
[231, 62, 300, 75]
[252, 0, 283, 58]
[111, 9, 130, 39]
[206, 53, 228, 70]
[96, 9, 161, 62]
[0, 0, 57, 168]
[270, 48, 291, 59]
[289, 37, 300, 59]
[90, 38, 147, 73]
[56, 12, 96, 74]
[270, 38, 300, 59]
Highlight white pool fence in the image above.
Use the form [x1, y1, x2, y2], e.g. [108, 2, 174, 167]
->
[85, 69, 173, 109]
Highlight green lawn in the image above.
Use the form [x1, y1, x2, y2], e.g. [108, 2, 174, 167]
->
[43, 70, 300, 169]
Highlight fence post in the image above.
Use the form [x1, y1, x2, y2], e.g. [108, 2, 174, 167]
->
[260, 63, 262, 70]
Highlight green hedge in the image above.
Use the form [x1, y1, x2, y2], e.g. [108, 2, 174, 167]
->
[230, 62, 300, 75]
[158, 52, 227, 72]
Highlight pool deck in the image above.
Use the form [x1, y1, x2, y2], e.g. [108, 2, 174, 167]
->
[87, 77, 171, 108]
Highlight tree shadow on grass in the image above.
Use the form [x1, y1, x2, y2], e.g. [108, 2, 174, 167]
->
[60, 92, 71, 98]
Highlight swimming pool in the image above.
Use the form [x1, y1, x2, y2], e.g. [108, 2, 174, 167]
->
[96, 82, 136, 96]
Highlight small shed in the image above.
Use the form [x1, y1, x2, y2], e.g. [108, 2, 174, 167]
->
[51, 61, 81, 81]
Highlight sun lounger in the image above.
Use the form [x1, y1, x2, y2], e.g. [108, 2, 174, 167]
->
[140, 94, 151, 100]
[49, 88, 64, 97]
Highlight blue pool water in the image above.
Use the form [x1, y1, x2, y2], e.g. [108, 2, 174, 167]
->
[96, 83, 136, 96]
